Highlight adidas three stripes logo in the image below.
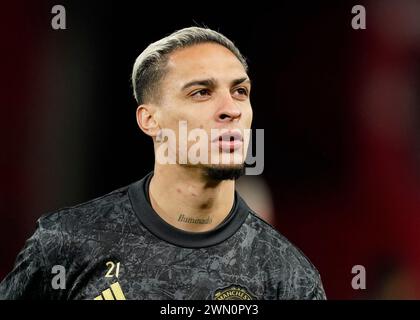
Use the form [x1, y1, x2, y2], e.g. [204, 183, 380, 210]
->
[94, 282, 126, 300]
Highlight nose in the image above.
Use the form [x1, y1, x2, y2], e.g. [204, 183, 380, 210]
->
[215, 93, 241, 122]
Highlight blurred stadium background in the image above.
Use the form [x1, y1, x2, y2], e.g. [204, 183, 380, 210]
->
[1, 0, 420, 299]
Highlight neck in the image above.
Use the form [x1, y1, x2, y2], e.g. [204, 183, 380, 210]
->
[148, 164, 235, 232]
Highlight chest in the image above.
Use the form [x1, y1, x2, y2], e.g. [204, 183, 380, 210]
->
[67, 246, 269, 300]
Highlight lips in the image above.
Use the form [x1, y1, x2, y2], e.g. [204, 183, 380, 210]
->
[212, 130, 243, 152]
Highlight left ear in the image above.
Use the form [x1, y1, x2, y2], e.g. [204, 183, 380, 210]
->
[135, 104, 160, 138]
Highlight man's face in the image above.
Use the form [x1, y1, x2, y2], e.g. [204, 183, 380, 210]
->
[154, 43, 253, 173]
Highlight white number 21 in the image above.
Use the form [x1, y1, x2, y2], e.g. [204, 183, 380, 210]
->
[105, 261, 120, 278]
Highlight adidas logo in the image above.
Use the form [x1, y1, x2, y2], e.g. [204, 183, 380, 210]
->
[94, 282, 126, 300]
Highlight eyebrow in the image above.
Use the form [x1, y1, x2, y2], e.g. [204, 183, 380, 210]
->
[181, 77, 251, 91]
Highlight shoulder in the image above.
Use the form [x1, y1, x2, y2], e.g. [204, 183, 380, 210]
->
[243, 211, 326, 299]
[38, 184, 132, 233]
[32, 183, 140, 255]
[235, 194, 318, 273]
[245, 211, 316, 267]
[27, 183, 143, 271]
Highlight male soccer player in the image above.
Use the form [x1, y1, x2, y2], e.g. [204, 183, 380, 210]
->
[0, 27, 326, 300]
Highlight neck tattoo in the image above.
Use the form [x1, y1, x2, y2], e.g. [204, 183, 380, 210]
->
[178, 214, 212, 224]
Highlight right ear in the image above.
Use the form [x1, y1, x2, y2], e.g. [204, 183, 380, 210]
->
[136, 104, 160, 138]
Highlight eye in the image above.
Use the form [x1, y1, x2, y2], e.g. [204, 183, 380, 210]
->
[191, 89, 211, 99]
[237, 88, 248, 95]
[232, 87, 249, 99]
